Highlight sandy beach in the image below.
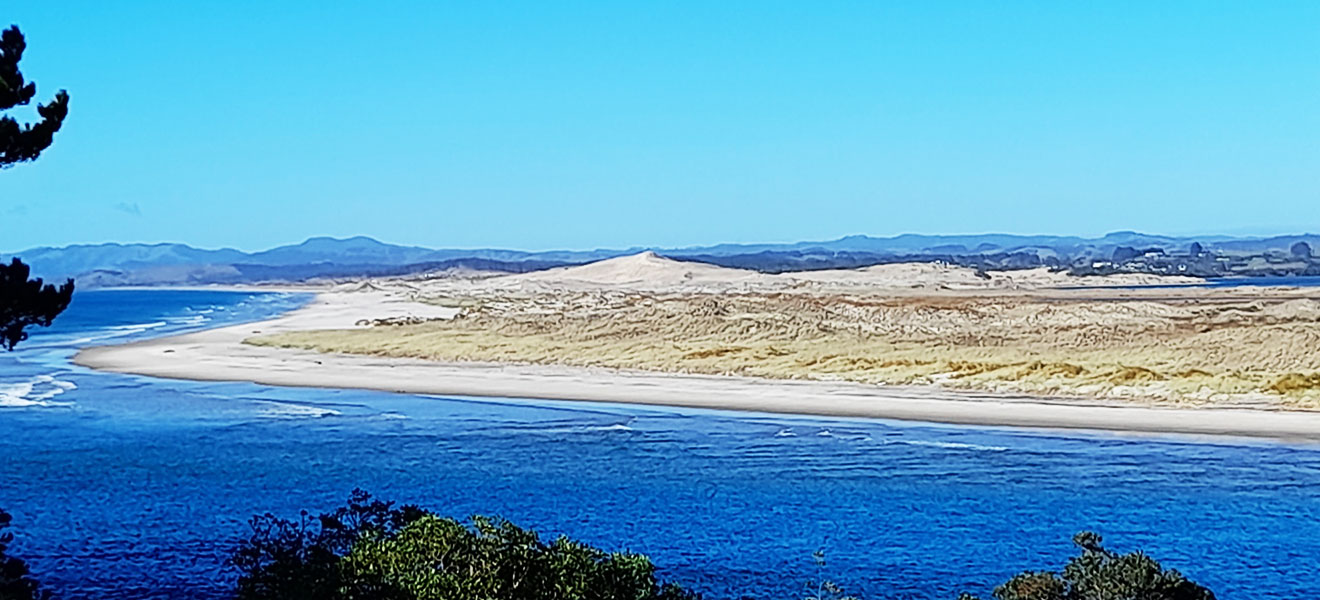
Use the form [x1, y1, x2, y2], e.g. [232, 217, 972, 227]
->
[72, 257, 1320, 441]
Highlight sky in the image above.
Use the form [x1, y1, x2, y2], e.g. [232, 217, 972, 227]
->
[2, 1, 1318, 252]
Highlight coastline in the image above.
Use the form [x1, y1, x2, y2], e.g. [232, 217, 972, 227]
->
[74, 290, 1320, 442]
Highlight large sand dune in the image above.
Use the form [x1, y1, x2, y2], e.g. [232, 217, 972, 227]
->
[466, 252, 1200, 292]
[498, 252, 760, 289]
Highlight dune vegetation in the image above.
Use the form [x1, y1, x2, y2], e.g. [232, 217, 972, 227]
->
[251, 287, 1320, 409]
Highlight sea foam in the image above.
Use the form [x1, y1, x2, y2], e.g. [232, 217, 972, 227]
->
[0, 374, 77, 408]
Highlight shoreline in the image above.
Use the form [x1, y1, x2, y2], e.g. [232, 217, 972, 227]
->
[73, 290, 1320, 442]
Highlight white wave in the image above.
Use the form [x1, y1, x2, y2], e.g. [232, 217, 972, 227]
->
[885, 439, 1009, 452]
[0, 374, 76, 408]
[255, 401, 341, 419]
[774, 428, 797, 437]
[65, 330, 149, 345]
[594, 423, 633, 431]
[509, 421, 635, 434]
[65, 320, 172, 345]
[814, 428, 872, 441]
[64, 333, 122, 345]
[106, 321, 167, 331]
[587, 417, 635, 432]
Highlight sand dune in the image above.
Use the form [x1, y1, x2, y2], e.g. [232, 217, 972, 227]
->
[497, 251, 760, 289]
[447, 252, 1201, 293]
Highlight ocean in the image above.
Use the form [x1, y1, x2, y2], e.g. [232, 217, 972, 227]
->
[3, 289, 1320, 599]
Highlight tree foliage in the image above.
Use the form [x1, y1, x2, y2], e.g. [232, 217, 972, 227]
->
[2, 25, 73, 351]
[231, 490, 425, 600]
[231, 490, 700, 600]
[0, 258, 74, 351]
[1291, 241, 1313, 260]
[0, 510, 48, 600]
[958, 532, 1215, 600]
[1, 25, 68, 167]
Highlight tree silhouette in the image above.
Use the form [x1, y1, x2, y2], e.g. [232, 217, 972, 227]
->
[2, 25, 73, 351]
[2, 25, 69, 167]
[0, 258, 73, 350]
[0, 510, 48, 600]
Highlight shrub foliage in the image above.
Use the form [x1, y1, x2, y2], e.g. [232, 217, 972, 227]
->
[959, 531, 1216, 600]
[231, 490, 700, 600]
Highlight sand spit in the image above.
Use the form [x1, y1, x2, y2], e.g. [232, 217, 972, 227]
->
[72, 254, 1320, 439]
[251, 286, 1320, 410]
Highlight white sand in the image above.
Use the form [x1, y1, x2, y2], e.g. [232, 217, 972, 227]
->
[74, 289, 1320, 441]
[486, 252, 761, 290]
[463, 252, 1201, 292]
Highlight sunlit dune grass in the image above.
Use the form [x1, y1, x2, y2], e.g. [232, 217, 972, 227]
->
[248, 291, 1320, 409]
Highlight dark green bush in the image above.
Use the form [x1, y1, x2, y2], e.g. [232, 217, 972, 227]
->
[0, 510, 47, 600]
[958, 531, 1215, 600]
[231, 490, 699, 600]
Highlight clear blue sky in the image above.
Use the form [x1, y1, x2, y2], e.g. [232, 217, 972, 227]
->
[3, 1, 1318, 252]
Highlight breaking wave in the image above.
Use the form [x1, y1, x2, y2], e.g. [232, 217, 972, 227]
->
[0, 374, 77, 408]
[254, 401, 343, 419]
[883, 439, 1009, 452]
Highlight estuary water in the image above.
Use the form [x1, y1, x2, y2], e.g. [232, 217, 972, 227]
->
[3, 289, 1320, 599]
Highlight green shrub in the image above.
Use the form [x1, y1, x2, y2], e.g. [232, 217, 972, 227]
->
[230, 490, 424, 600]
[231, 490, 699, 600]
[958, 531, 1215, 600]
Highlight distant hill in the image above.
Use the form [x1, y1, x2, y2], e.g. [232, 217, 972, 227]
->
[675, 231, 1250, 257]
[242, 236, 443, 266]
[6, 232, 1320, 287]
[14, 242, 248, 278]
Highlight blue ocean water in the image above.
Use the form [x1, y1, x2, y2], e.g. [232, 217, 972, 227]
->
[3, 290, 1320, 599]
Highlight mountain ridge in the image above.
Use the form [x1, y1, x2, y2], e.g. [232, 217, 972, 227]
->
[7, 231, 1320, 286]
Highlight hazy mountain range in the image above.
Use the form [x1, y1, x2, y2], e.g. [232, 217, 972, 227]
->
[7, 231, 1320, 287]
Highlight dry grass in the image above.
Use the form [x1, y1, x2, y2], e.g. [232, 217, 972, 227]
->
[249, 290, 1320, 409]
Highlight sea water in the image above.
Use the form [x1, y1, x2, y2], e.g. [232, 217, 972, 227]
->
[3, 289, 1320, 599]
